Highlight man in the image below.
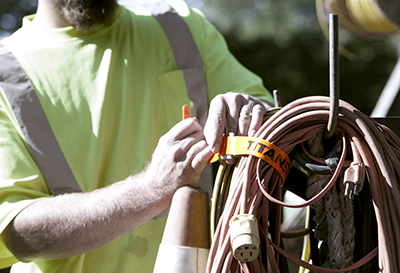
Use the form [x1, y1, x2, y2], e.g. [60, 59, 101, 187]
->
[0, 0, 273, 272]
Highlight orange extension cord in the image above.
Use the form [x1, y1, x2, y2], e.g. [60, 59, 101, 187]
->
[207, 96, 400, 272]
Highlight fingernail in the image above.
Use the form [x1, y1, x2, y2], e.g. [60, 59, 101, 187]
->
[212, 144, 220, 154]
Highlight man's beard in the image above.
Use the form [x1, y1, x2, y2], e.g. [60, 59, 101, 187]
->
[54, 0, 118, 32]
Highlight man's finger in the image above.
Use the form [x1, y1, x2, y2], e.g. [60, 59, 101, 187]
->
[163, 118, 203, 144]
[238, 108, 252, 136]
[224, 95, 242, 137]
[249, 103, 266, 137]
[173, 130, 207, 161]
[189, 141, 213, 172]
[204, 96, 227, 154]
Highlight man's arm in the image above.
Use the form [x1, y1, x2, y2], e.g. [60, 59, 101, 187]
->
[2, 118, 213, 262]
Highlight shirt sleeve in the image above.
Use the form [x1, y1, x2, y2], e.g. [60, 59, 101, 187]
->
[0, 87, 50, 266]
[185, 7, 274, 103]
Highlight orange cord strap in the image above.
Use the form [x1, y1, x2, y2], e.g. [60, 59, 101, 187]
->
[214, 136, 291, 182]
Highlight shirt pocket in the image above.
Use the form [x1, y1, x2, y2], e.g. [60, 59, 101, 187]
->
[157, 69, 192, 127]
[157, 67, 208, 127]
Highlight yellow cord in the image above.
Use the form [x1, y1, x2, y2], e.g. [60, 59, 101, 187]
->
[347, 0, 399, 34]
[210, 161, 235, 240]
[324, 0, 400, 36]
[316, 0, 400, 60]
[298, 206, 311, 273]
[210, 161, 227, 239]
[315, 0, 357, 60]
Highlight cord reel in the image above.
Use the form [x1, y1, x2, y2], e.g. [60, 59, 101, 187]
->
[321, 0, 400, 40]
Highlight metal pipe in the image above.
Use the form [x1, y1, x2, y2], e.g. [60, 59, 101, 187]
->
[325, 13, 339, 139]
[273, 89, 281, 108]
[370, 57, 400, 117]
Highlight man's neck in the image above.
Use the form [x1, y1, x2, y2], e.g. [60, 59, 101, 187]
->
[33, 0, 70, 28]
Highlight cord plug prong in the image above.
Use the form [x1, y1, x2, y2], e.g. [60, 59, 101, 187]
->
[344, 162, 365, 200]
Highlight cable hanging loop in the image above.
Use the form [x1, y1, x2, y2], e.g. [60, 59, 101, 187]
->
[325, 13, 340, 139]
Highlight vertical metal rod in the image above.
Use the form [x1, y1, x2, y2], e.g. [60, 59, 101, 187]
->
[273, 89, 281, 107]
[325, 13, 339, 139]
[370, 57, 400, 117]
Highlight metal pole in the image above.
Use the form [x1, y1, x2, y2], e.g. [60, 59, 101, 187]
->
[273, 89, 281, 107]
[370, 57, 400, 117]
[325, 13, 339, 139]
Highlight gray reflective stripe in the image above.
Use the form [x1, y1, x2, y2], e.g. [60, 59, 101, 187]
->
[147, 2, 209, 126]
[0, 42, 81, 195]
[146, 3, 212, 221]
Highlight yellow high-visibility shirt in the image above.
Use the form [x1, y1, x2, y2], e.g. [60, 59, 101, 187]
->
[0, 1, 272, 272]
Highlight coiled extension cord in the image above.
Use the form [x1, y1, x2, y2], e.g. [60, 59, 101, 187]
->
[207, 96, 400, 273]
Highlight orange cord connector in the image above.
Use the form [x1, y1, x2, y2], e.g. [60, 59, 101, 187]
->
[182, 104, 191, 120]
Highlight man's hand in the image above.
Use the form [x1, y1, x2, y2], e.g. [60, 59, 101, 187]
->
[204, 92, 271, 154]
[145, 117, 213, 192]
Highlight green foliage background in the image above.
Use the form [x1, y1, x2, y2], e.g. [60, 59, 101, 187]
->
[200, 0, 399, 115]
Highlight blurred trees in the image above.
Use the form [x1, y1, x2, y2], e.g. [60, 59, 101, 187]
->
[0, 0, 37, 39]
[200, 0, 399, 114]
